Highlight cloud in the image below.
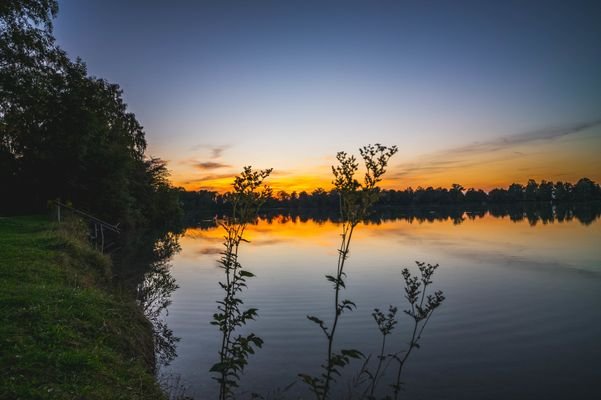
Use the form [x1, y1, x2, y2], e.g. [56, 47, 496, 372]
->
[181, 173, 234, 185]
[394, 119, 601, 180]
[393, 158, 503, 178]
[269, 169, 292, 176]
[189, 144, 231, 159]
[449, 119, 601, 155]
[194, 161, 231, 170]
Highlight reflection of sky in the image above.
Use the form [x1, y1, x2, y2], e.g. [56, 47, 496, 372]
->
[55, 1, 601, 191]
[180, 214, 601, 273]
[165, 215, 601, 398]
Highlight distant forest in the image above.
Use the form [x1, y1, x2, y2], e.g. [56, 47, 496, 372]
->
[180, 178, 601, 214]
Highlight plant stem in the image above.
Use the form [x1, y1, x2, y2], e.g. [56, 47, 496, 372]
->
[392, 282, 429, 400]
[368, 333, 387, 397]
[322, 221, 355, 399]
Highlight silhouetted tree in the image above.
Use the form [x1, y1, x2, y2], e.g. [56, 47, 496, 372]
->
[0, 0, 181, 227]
[524, 179, 539, 202]
[574, 177, 599, 201]
[449, 183, 465, 203]
[507, 183, 524, 202]
[537, 180, 553, 201]
[464, 188, 487, 203]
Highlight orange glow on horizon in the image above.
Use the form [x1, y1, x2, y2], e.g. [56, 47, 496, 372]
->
[170, 129, 601, 193]
[172, 169, 601, 194]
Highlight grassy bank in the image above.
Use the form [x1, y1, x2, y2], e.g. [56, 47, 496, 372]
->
[0, 216, 166, 400]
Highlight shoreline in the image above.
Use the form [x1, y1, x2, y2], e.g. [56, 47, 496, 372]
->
[0, 216, 167, 400]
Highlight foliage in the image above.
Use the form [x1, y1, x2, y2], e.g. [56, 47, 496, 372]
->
[210, 166, 272, 400]
[180, 178, 601, 218]
[346, 263, 446, 400]
[0, 0, 182, 228]
[301, 144, 397, 399]
[361, 305, 398, 398]
[390, 263, 445, 399]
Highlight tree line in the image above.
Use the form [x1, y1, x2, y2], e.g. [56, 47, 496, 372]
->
[180, 177, 601, 215]
[1, 0, 182, 228]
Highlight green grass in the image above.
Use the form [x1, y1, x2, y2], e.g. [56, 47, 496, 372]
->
[0, 216, 166, 400]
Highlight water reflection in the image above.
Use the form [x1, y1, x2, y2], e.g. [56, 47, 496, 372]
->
[164, 204, 601, 399]
[187, 202, 601, 230]
[137, 233, 182, 367]
[113, 230, 183, 369]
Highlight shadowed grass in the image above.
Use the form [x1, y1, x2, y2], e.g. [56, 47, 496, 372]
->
[0, 216, 166, 400]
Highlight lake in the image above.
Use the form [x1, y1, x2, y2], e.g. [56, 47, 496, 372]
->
[158, 208, 601, 399]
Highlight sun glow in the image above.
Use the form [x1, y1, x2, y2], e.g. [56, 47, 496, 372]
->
[171, 124, 601, 194]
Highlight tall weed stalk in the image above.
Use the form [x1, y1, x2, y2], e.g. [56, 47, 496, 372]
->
[210, 166, 272, 400]
[389, 262, 445, 399]
[358, 262, 445, 399]
[300, 144, 398, 399]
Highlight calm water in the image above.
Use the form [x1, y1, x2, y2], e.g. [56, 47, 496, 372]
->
[160, 212, 601, 399]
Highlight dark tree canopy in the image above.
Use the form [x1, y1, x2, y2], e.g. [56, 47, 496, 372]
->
[1, 0, 181, 228]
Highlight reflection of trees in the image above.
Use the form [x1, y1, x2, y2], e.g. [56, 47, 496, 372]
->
[487, 202, 601, 226]
[113, 230, 182, 370]
[138, 260, 180, 368]
[185, 202, 601, 229]
[138, 232, 181, 368]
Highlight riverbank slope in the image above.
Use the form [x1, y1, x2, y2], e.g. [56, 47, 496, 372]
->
[0, 216, 166, 400]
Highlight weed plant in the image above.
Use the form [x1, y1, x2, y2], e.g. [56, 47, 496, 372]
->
[210, 166, 273, 400]
[354, 262, 445, 399]
[300, 144, 398, 399]
[203, 149, 446, 400]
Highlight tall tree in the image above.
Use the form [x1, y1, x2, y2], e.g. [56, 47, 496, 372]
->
[1, 0, 181, 227]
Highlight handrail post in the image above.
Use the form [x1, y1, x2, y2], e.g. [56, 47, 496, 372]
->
[94, 223, 98, 250]
[100, 225, 105, 253]
[51, 201, 120, 253]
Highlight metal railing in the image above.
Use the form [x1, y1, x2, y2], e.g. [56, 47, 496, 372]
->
[54, 201, 120, 252]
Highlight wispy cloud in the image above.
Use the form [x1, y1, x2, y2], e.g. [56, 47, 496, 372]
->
[449, 119, 601, 155]
[181, 173, 234, 185]
[194, 161, 231, 170]
[394, 119, 601, 180]
[189, 144, 231, 159]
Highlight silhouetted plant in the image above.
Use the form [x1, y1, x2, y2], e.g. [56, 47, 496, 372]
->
[363, 305, 398, 398]
[349, 262, 445, 400]
[387, 262, 445, 399]
[300, 144, 398, 399]
[210, 166, 272, 400]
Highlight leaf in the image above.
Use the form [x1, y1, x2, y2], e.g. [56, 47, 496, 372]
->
[339, 299, 357, 312]
[209, 362, 227, 372]
[341, 348, 364, 359]
[325, 274, 345, 288]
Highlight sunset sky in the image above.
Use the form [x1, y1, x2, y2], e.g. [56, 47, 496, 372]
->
[54, 0, 601, 192]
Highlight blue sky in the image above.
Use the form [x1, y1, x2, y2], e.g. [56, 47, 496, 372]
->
[54, 0, 601, 191]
